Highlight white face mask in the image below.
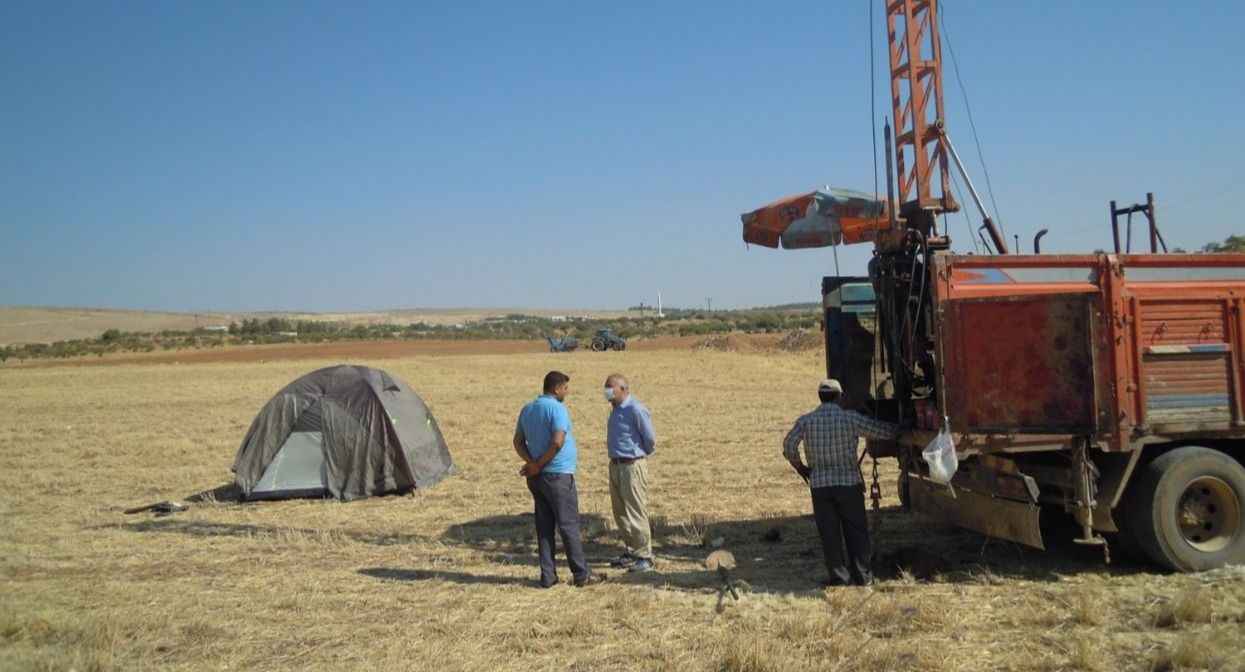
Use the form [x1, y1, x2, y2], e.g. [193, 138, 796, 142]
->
[603, 387, 616, 402]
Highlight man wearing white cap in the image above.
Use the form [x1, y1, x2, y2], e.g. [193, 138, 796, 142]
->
[783, 378, 898, 587]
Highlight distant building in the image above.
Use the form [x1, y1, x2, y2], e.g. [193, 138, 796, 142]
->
[204, 325, 229, 332]
[551, 315, 568, 322]
[276, 331, 298, 337]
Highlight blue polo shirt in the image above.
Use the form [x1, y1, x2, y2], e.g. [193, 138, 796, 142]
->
[516, 394, 577, 474]
[607, 396, 656, 459]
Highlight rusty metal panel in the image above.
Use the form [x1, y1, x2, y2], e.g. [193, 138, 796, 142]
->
[1138, 300, 1228, 345]
[1143, 353, 1232, 424]
[945, 293, 1096, 434]
[908, 475, 1044, 549]
[1122, 271, 1243, 433]
[928, 253, 1245, 447]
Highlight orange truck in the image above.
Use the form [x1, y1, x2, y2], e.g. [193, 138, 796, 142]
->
[823, 252, 1245, 571]
[743, 0, 1244, 571]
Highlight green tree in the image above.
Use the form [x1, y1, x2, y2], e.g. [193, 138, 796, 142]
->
[1202, 235, 1245, 253]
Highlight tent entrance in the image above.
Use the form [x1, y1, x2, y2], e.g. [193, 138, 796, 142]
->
[250, 431, 329, 499]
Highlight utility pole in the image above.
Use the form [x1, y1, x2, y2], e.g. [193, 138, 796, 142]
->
[706, 298, 713, 312]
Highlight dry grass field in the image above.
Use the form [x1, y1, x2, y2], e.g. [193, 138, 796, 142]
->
[2, 345, 1243, 671]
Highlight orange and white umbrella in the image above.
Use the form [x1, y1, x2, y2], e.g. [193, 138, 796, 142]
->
[741, 187, 889, 249]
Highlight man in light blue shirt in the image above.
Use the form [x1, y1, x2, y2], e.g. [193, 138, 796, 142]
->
[514, 371, 604, 588]
[604, 373, 657, 572]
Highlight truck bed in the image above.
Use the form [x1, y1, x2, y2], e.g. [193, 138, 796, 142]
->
[928, 253, 1245, 450]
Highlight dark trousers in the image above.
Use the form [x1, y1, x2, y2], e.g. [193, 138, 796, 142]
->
[811, 485, 872, 585]
[526, 473, 589, 585]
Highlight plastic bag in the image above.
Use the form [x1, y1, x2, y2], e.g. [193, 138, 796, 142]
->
[922, 429, 958, 484]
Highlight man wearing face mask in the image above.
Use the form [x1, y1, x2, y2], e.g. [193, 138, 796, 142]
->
[603, 373, 657, 573]
[514, 370, 605, 588]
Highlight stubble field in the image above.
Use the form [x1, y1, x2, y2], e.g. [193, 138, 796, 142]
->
[2, 344, 1243, 671]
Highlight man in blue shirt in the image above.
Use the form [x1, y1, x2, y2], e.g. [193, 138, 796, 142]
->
[604, 373, 657, 572]
[514, 370, 605, 588]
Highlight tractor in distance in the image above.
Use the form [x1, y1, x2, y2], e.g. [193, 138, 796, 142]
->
[591, 329, 627, 352]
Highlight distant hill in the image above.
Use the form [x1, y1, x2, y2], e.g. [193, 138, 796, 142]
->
[0, 306, 633, 345]
[754, 302, 820, 311]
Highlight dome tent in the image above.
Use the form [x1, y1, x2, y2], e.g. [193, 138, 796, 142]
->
[232, 365, 453, 501]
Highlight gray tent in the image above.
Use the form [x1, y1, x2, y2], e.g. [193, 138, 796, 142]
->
[232, 365, 453, 501]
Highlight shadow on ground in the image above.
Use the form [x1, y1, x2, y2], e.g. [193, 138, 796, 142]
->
[185, 483, 244, 503]
[439, 506, 1159, 595]
[112, 498, 1159, 596]
[441, 513, 615, 568]
[106, 518, 437, 546]
[358, 567, 536, 588]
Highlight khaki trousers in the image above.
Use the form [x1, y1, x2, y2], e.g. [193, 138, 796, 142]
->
[608, 459, 652, 560]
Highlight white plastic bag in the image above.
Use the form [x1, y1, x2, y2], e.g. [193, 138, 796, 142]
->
[922, 429, 958, 485]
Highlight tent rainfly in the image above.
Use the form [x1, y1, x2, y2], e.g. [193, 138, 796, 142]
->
[232, 365, 453, 501]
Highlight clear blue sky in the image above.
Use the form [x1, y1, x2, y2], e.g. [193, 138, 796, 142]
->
[2, 1, 1241, 311]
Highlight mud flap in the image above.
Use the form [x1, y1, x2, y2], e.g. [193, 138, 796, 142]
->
[909, 475, 1045, 549]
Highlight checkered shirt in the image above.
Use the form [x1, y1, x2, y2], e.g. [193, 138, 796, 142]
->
[783, 403, 899, 488]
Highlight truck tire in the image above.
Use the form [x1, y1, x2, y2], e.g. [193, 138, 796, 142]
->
[591, 339, 606, 352]
[612, 341, 625, 351]
[1122, 446, 1245, 572]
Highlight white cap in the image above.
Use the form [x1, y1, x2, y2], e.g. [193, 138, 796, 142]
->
[818, 379, 843, 393]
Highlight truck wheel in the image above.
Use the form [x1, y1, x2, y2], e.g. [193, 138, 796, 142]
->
[612, 341, 625, 351]
[591, 340, 606, 352]
[1123, 446, 1245, 572]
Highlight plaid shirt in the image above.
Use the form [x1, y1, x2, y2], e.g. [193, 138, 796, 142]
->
[783, 403, 899, 488]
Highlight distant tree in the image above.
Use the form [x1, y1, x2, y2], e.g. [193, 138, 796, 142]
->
[99, 328, 122, 342]
[1202, 235, 1245, 253]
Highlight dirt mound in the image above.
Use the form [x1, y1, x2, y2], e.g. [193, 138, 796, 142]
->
[693, 332, 808, 353]
[694, 334, 760, 353]
[775, 329, 821, 352]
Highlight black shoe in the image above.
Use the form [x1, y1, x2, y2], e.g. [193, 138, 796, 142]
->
[538, 578, 560, 589]
[819, 578, 851, 588]
[573, 573, 607, 587]
[610, 553, 637, 569]
[627, 558, 655, 573]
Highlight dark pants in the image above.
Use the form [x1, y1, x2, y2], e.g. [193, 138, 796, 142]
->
[526, 473, 589, 585]
[811, 485, 872, 585]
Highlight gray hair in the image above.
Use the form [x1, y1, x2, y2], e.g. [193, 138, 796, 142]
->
[604, 373, 628, 390]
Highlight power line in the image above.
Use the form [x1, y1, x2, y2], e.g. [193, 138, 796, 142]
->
[869, 0, 879, 207]
[940, 2, 1006, 242]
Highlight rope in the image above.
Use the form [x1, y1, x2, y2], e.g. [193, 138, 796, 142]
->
[865, 0, 886, 539]
[940, 2, 1006, 242]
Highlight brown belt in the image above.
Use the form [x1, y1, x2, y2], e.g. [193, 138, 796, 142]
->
[610, 456, 643, 465]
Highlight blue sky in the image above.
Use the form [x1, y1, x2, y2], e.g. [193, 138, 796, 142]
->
[2, 1, 1241, 311]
